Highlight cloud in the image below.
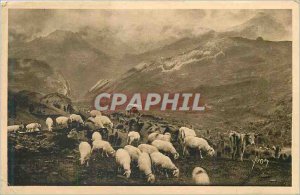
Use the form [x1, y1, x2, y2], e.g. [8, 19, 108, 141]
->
[8, 9, 291, 44]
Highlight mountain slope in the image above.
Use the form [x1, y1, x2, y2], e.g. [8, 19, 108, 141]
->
[87, 37, 292, 131]
[120, 30, 217, 68]
[222, 12, 291, 41]
[9, 30, 114, 98]
[8, 58, 70, 96]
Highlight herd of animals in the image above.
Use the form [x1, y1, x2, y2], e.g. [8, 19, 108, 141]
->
[8, 107, 291, 185]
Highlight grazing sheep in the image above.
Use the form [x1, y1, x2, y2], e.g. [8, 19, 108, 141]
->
[45, 117, 53, 132]
[79, 142, 92, 166]
[92, 132, 102, 141]
[178, 127, 196, 144]
[56, 116, 70, 128]
[127, 131, 141, 145]
[8, 124, 24, 133]
[26, 123, 41, 132]
[89, 110, 102, 117]
[254, 146, 275, 159]
[94, 116, 105, 128]
[87, 117, 96, 123]
[98, 115, 114, 130]
[115, 149, 131, 178]
[124, 145, 142, 162]
[229, 131, 256, 161]
[148, 132, 172, 143]
[150, 152, 179, 178]
[69, 114, 84, 126]
[92, 140, 115, 157]
[138, 144, 159, 154]
[192, 167, 210, 185]
[151, 140, 179, 159]
[183, 137, 215, 158]
[278, 147, 291, 161]
[138, 152, 155, 183]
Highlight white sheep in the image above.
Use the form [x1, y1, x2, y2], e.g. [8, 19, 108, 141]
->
[192, 167, 210, 185]
[45, 117, 53, 131]
[87, 117, 96, 123]
[92, 132, 102, 141]
[148, 132, 172, 143]
[124, 145, 142, 162]
[151, 140, 179, 159]
[92, 140, 116, 157]
[115, 149, 131, 178]
[279, 147, 292, 161]
[7, 124, 24, 133]
[26, 123, 41, 132]
[178, 127, 196, 144]
[138, 152, 155, 183]
[127, 131, 140, 145]
[138, 144, 159, 154]
[69, 114, 84, 125]
[56, 116, 70, 128]
[94, 116, 105, 128]
[98, 115, 113, 129]
[89, 110, 102, 117]
[183, 137, 215, 158]
[79, 141, 92, 166]
[150, 152, 179, 178]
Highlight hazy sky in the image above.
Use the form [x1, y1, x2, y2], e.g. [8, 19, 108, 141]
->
[9, 9, 291, 43]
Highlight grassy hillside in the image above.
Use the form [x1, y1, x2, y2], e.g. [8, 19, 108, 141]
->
[87, 37, 292, 143]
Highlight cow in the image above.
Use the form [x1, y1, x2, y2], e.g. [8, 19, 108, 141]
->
[229, 131, 255, 161]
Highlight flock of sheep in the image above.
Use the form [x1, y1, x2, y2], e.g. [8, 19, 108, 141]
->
[8, 108, 291, 185]
[8, 109, 213, 185]
[76, 110, 213, 185]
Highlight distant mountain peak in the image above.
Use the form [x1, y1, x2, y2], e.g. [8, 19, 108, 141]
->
[224, 12, 290, 41]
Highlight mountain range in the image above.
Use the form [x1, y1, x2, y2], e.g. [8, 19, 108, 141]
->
[8, 58, 70, 96]
[8, 12, 291, 100]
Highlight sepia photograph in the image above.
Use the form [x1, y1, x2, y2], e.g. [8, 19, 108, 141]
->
[1, 1, 299, 194]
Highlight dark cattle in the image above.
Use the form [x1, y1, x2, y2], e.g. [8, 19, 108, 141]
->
[115, 137, 122, 147]
[128, 118, 143, 132]
[84, 122, 97, 131]
[108, 135, 115, 144]
[229, 131, 255, 161]
[216, 140, 225, 158]
[67, 129, 87, 142]
[115, 124, 125, 130]
[98, 128, 109, 140]
[273, 145, 282, 159]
